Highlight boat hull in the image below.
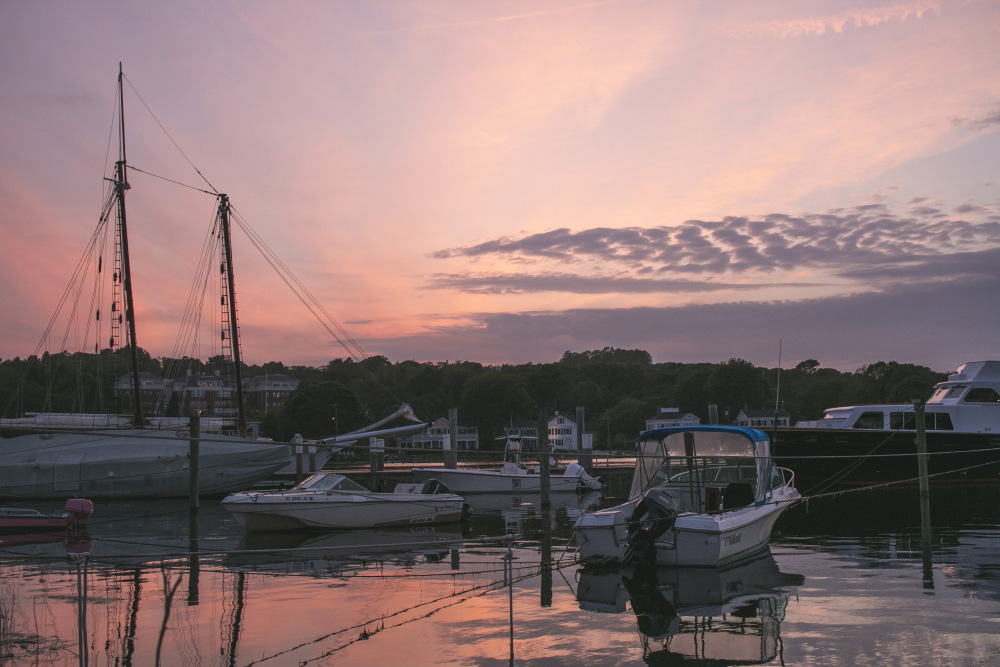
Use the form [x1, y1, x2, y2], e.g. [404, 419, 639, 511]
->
[574, 488, 799, 568]
[223, 492, 466, 531]
[772, 428, 1000, 491]
[411, 467, 586, 494]
[0, 431, 291, 499]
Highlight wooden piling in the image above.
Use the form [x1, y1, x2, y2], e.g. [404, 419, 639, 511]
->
[914, 399, 934, 587]
[539, 406, 551, 514]
[189, 415, 200, 510]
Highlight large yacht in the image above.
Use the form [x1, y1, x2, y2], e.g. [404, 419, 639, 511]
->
[772, 361, 1000, 491]
[807, 361, 999, 434]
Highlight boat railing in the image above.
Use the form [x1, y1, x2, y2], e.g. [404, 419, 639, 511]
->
[770, 467, 796, 499]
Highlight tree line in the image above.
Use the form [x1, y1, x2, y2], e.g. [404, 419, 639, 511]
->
[0, 347, 948, 449]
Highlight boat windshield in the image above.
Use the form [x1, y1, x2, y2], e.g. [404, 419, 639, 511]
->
[630, 428, 774, 511]
[296, 474, 366, 492]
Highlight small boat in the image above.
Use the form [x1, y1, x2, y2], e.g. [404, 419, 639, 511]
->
[0, 498, 94, 532]
[222, 472, 468, 532]
[410, 434, 602, 494]
[573, 425, 800, 568]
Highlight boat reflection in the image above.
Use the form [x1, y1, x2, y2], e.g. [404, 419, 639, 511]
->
[463, 490, 603, 535]
[577, 551, 803, 664]
[224, 526, 465, 576]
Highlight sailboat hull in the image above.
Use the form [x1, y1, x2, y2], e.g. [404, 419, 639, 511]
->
[0, 430, 291, 499]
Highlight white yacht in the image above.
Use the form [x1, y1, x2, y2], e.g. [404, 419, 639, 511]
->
[804, 361, 999, 434]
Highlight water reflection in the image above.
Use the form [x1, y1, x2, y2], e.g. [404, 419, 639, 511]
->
[577, 551, 803, 664]
[225, 527, 465, 576]
[1, 487, 999, 665]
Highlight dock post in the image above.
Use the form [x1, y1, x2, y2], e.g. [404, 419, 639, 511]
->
[295, 444, 304, 484]
[538, 407, 551, 514]
[576, 406, 592, 471]
[445, 408, 458, 469]
[370, 437, 384, 490]
[189, 415, 200, 509]
[914, 399, 934, 587]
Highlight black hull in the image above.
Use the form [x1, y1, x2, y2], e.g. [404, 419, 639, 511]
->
[771, 428, 1000, 493]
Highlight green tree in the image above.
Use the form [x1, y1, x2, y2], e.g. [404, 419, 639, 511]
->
[710, 358, 771, 420]
[458, 372, 533, 444]
[279, 380, 364, 440]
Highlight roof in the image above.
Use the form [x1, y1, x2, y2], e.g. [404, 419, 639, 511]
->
[740, 408, 790, 418]
[640, 424, 770, 442]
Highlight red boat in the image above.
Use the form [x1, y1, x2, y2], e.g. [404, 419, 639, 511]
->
[0, 499, 93, 532]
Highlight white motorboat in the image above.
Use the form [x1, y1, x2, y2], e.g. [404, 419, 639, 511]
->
[573, 425, 799, 568]
[410, 435, 602, 494]
[222, 472, 468, 531]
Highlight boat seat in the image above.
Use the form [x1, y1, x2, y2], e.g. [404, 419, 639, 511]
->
[420, 479, 450, 495]
[722, 482, 755, 509]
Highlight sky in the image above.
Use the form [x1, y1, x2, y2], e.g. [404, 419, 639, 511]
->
[1, 1, 998, 374]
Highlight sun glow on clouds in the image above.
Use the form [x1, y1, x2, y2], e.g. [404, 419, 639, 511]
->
[1, 1, 999, 370]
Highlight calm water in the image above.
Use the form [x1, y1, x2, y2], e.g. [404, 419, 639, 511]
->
[1, 485, 998, 666]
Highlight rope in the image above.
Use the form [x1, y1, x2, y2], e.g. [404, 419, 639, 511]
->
[125, 164, 216, 195]
[121, 73, 218, 194]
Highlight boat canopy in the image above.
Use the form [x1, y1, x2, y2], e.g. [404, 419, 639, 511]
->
[629, 425, 774, 503]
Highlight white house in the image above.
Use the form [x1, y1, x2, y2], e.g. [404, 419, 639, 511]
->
[645, 407, 701, 432]
[736, 408, 791, 429]
[548, 412, 578, 452]
[401, 417, 480, 450]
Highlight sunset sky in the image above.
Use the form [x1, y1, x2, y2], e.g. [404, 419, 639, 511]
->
[1, 1, 998, 373]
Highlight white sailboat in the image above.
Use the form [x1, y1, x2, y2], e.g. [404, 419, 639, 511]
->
[0, 66, 292, 498]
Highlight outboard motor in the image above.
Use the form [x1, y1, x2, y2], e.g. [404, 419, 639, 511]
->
[565, 462, 603, 491]
[623, 488, 678, 567]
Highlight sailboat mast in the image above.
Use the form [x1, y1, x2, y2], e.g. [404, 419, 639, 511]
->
[116, 63, 144, 428]
[218, 194, 247, 436]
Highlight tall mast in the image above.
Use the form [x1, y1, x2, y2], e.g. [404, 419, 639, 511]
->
[218, 194, 247, 436]
[116, 63, 144, 428]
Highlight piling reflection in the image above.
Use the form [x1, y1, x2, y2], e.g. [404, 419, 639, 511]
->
[577, 550, 803, 665]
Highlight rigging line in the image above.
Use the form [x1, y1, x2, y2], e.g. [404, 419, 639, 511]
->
[125, 164, 217, 196]
[229, 207, 370, 361]
[793, 457, 1000, 505]
[235, 223, 363, 361]
[254, 562, 558, 666]
[120, 72, 218, 195]
[158, 207, 219, 397]
[228, 204, 408, 406]
[782, 428, 901, 496]
[1, 203, 113, 418]
[773, 446, 1000, 461]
